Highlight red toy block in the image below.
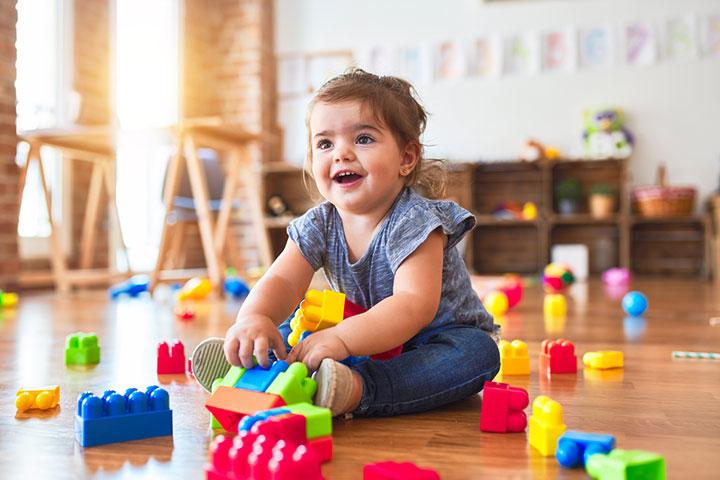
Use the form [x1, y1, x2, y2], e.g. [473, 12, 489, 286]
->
[307, 435, 333, 463]
[364, 461, 440, 480]
[480, 381, 529, 433]
[251, 413, 306, 446]
[268, 444, 324, 480]
[205, 386, 286, 433]
[540, 338, 577, 374]
[157, 340, 186, 374]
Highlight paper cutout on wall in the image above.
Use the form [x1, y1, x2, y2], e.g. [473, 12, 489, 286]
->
[663, 15, 698, 61]
[307, 53, 354, 92]
[467, 37, 502, 78]
[578, 26, 615, 69]
[623, 22, 657, 66]
[434, 41, 466, 80]
[700, 13, 720, 57]
[541, 29, 577, 73]
[366, 46, 396, 76]
[396, 45, 431, 84]
[503, 33, 539, 75]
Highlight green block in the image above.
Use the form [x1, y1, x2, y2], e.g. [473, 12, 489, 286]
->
[586, 449, 666, 480]
[266, 362, 317, 405]
[220, 365, 246, 387]
[285, 402, 332, 439]
[65, 332, 100, 365]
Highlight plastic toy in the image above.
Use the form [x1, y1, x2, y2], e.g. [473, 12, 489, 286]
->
[283, 403, 333, 439]
[364, 461, 440, 480]
[266, 362, 318, 405]
[109, 274, 149, 299]
[671, 351, 720, 360]
[174, 306, 195, 320]
[522, 202, 538, 220]
[498, 274, 523, 309]
[622, 291, 648, 317]
[602, 267, 630, 286]
[582, 108, 634, 160]
[586, 449, 665, 479]
[483, 291, 509, 317]
[528, 395, 566, 457]
[498, 340, 530, 376]
[239, 408, 292, 433]
[224, 270, 250, 299]
[16, 385, 60, 412]
[556, 431, 615, 468]
[583, 351, 624, 370]
[157, 340, 186, 374]
[543, 263, 575, 293]
[0, 290, 18, 307]
[480, 381, 529, 433]
[75, 385, 172, 447]
[177, 276, 212, 301]
[65, 332, 100, 365]
[544, 294, 567, 317]
[236, 360, 289, 392]
[540, 338, 577, 374]
[205, 386, 286, 433]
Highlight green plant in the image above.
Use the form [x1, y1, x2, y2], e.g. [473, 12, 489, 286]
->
[590, 183, 617, 197]
[555, 178, 582, 202]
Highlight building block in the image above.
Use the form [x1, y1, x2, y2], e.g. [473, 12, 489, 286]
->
[75, 385, 172, 447]
[224, 275, 250, 299]
[556, 431, 616, 468]
[239, 408, 292, 432]
[498, 340, 530, 375]
[65, 332, 101, 365]
[583, 351, 624, 370]
[0, 290, 19, 307]
[529, 395, 566, 457]
[177, 276, 212, 301]
[266, 362, 317, 405]
[16, 385, 60, 412]
[307, 435, 333, 463]
[252, 413, 307, 445]
[205, 386, 286, 433]
[586, 449, 666, 480]
[157, 340, 186, 374]
[544, 294, 567, 317]
[109, 274, 149, 299]
[480, 381, 529, 433]
[363, 461, 440, 480]
[284, 402, 333, 439]
[540, 338, 577, 373]
[235, 360, 289, 392]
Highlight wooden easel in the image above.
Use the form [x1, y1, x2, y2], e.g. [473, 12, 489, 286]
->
[18, 126, 131, 292]
[150, 117, 275, 291]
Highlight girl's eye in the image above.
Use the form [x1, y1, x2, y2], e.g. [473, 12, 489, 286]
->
[356, 134, 374, 145]
[316, 139, 332, 150]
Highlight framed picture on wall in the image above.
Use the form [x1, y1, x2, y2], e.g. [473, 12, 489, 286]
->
[277, 51, 354, 99]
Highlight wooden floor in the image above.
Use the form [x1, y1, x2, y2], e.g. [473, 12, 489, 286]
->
[1, 278, 719, 479]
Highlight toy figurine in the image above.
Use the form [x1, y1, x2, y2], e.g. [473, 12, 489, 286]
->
[582, 108, 634, 159]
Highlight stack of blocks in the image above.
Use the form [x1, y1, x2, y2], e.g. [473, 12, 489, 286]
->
[540, 338, 577, 373]
[157, 340, 186, 374]
[480, 381, 529, 433]
[498, 340, 530, 376]
[65, 332, 100, 365]
[75, 385, 172, 447]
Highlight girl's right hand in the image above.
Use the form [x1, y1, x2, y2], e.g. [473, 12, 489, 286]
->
[223, 314, 287, 369]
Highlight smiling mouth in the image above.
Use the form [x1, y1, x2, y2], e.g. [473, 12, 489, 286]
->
[333, 171, 363, 184]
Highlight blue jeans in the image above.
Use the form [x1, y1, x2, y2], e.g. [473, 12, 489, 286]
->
[276, 317, 500, 417]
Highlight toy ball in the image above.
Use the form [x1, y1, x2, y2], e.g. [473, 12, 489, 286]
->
[543, 263, 575, 293]
[483, 290, 509, 317]
[622, 291, 648, 317]
[498, 274, 523, 309]
[602, 267, 630, 286]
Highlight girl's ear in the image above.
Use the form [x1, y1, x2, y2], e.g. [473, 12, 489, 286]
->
[399, 141, 420, 176]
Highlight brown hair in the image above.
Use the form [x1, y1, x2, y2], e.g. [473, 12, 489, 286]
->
[305, 68, 446, 199]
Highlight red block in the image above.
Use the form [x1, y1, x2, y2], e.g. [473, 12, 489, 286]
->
[205, 387, 286, 433]
[480, 381, 529, 433]
[307, 435, 333, 463]
[363, 461, 440, 480]
[540, 338, 577, 373]
[269, 444, 324, 480]
[157, 340, 186, 374]
[252, 413, 307, 446]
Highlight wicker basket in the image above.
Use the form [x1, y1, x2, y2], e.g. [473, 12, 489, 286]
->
[633, 165, 696, 217]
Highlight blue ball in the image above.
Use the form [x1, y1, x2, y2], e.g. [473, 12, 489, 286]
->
[622, 291, 648, 316]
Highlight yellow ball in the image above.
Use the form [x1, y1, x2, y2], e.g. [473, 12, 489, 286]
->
[484, 291, 509, 317]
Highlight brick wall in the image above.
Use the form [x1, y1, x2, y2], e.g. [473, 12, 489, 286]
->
[0, 0, 19, 289]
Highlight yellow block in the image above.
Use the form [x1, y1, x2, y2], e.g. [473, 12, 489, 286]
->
[16, 385, 60, 412]
[583, 351, 624, 370]
[529, 395, 566, 457]
[543, 294, 567, 317]
[499, 339, 530, 375]
[288, 290, 347, 346]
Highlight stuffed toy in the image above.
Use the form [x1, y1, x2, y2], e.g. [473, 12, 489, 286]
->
[582, 109, 634, 159]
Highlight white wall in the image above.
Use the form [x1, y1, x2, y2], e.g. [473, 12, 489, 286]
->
[275, 0, 720, 207]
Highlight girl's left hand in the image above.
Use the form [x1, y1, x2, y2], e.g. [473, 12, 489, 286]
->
[285, 328, 351, 371]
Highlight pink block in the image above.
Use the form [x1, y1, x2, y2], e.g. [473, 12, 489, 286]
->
[307, 436, 333, 463]
[157, 340, 185, 374]
[269, 444, 324, 480]
[252, 414, 307, 446]
[363, 461, 440, 480]
[480, 381, 529, 433]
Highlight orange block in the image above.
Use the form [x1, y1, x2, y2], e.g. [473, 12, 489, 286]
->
[205, 386, 285, 433]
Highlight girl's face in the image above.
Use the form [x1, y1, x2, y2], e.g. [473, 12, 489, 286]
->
[308, 100, 418, 216]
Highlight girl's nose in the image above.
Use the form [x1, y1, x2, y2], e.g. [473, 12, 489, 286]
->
[333, 142, 354, 163]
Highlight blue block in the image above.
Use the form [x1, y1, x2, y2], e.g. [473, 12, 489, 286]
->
[234, 360, 289, 391]
[224, 277, 250, 299]
[75, 385, 173, 447]
[556, 430, 615, 468]
[109, 275, 150, 299]
[238, 408, 291, 432]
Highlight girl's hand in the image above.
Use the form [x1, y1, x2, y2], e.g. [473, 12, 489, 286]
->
[224, 314, 287, 369]
[285, 328, 351, 371]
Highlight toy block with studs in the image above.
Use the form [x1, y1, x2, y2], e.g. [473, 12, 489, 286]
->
[544, 294, 567, 317]
[556, 430, 616, 468]
[363, 461, 441, 480]
[65, 332, 100, 365]
[586, 449, 666, 480]
[205, 387, 285, 433]
[235, 360, 289, 392]
[16, 385, 60, 413]
[499, 340, 530, 375]
[480, 381, 529, 433]
[75, 385, 172, 447]
[540, 338, 577, 373]
[583, 351, 624, 370]
[529, 395, 567, 457]
[289, 289, 365, 346]
[266, 362, 317, 405]
[157, 340, 186, 374]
